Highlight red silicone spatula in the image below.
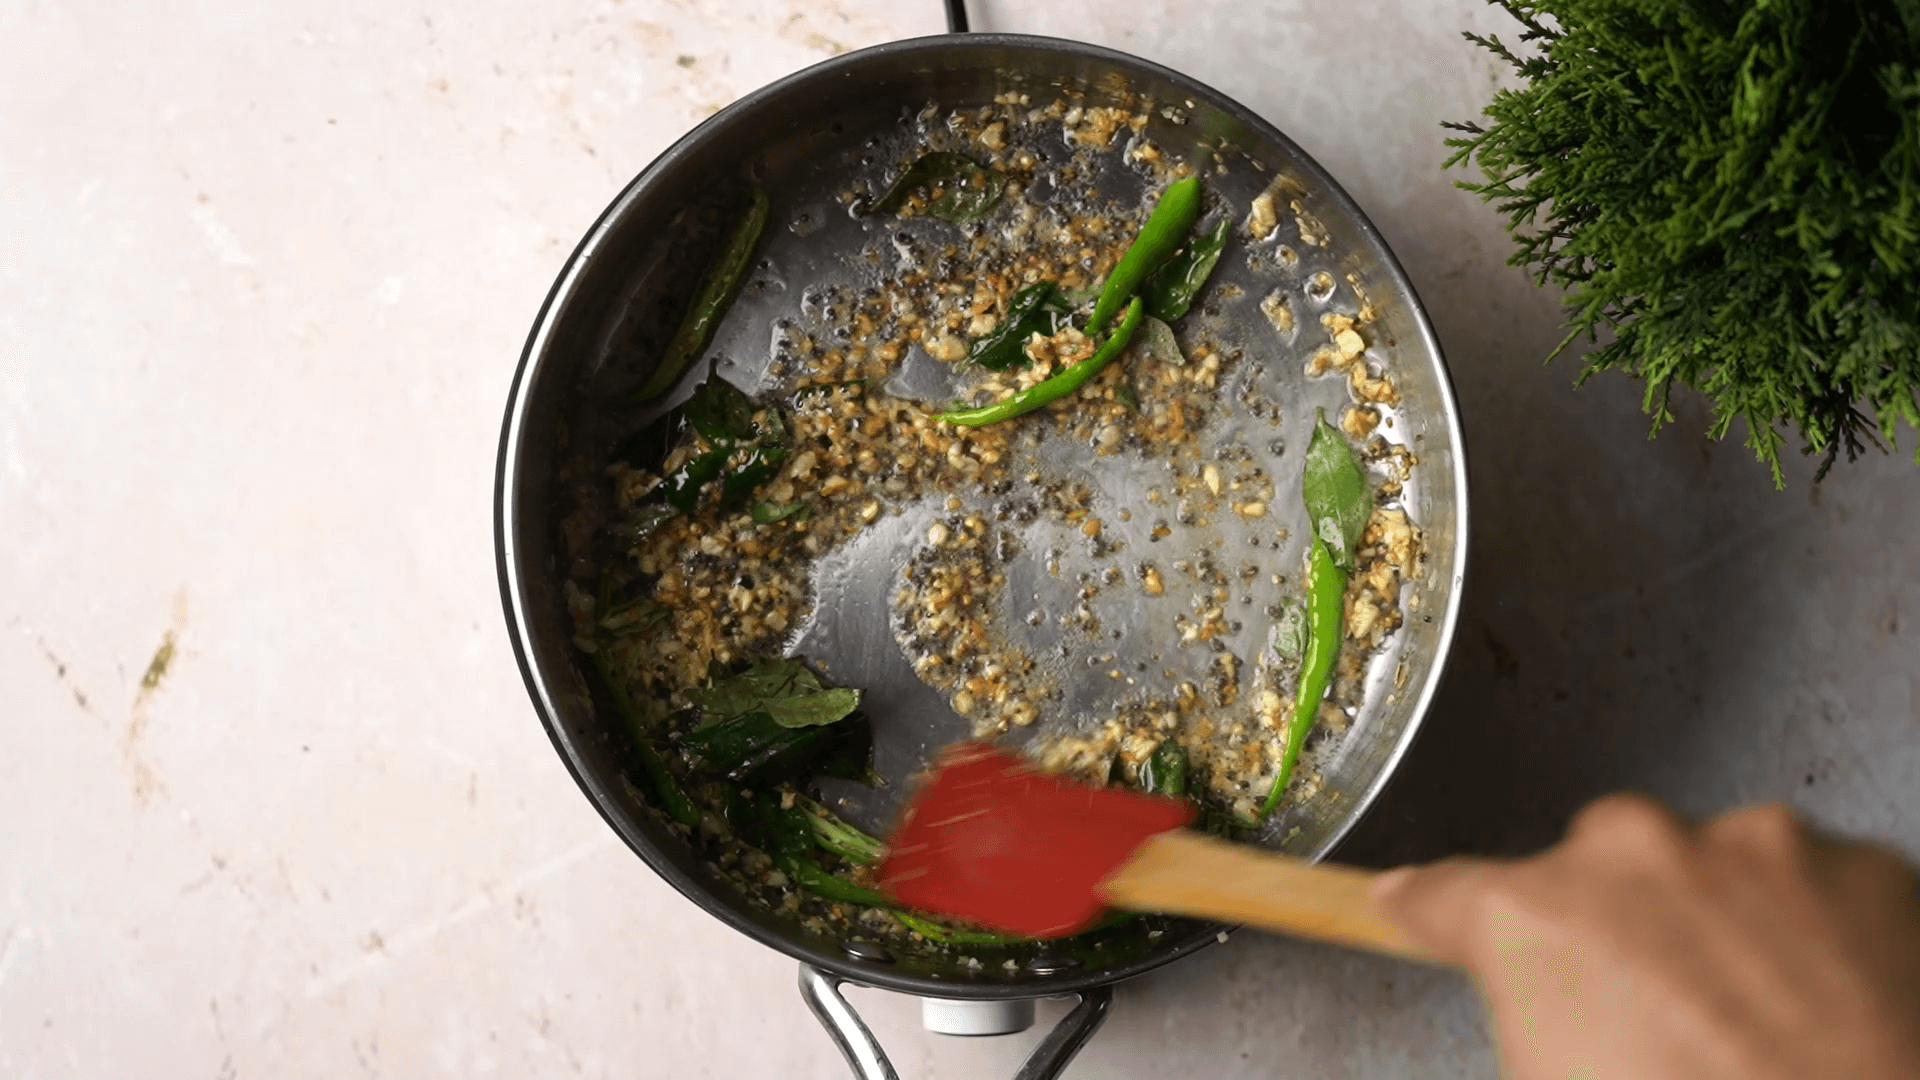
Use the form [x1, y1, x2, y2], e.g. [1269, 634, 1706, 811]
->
[877, 742, 1441, 963]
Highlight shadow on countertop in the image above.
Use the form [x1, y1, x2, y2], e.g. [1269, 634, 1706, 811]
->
[1333, 188, 1920, 870]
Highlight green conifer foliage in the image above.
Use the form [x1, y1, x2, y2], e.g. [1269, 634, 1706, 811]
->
[1449, 0, 1920, 484]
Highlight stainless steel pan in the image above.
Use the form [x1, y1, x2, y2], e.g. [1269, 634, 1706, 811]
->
[495, 29, 1468, 1080]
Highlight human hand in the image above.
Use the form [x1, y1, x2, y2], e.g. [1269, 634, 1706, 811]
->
[1371, 795, 1920, 1080]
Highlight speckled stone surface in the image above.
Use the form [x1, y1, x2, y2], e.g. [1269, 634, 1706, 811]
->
[4, 0, 1916, 1076]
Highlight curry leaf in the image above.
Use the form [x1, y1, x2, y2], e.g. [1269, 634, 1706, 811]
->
[1055, 282, 1101, 308]
[640, 375, 790, 515]
[765, 688, 862, 728]
[1136, 315, 1185, 366]
[752, 500, 808, 524]
[1143, 217, 1230, 323]
[871, 152, 1008, 223]
[688, 657, 863, 729]
[1301, 409, 1371, 570]
[650, 446, 729, 513]
[684, 377, 758, 445]
[600, 597, 670, 636]
[1272, 601, 1308, 661]
[967, 283, 1054, 371]
[721, 445, 787, 508]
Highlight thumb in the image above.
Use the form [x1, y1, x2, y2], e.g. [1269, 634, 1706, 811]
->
[1370, 856, 1506, 969]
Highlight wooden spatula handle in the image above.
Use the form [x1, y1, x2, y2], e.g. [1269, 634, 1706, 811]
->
[1097, 830, 1446, 965]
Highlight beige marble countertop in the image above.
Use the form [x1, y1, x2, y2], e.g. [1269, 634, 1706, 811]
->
[9, 1, 1918, 1077]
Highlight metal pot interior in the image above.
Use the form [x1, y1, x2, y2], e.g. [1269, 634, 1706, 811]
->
[496, 33, 1467, 998]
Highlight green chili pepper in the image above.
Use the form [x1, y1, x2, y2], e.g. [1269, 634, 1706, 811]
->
[751, 796, 892, 905]
[1086, 911, 1143, 933]
[1142, 216, 1230, 323]
[794, 795, 886, 864]
[590, 649, 701, 828]
[1258, 412, 1371, 817]
[1259, 538, 1346, 817]
[1140, 741, 1189, 797]
[637, 741, 703, 829]
[755, 794, 814, 858]
[895, 911, 1031, 946]
[897, 908, 1143, 945]
[632, 188, 770, 403]
[788, 860, 892, 906]
[936, 298, 1145, 427]
[1087, 177, 1202, 336]
[966, 283, 1055, 371]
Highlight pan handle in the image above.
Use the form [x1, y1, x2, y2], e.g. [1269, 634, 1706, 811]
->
[1011, 986, 1112, 1080]
[945, 0, 969, 34]
[798, 964, 1113, 1080]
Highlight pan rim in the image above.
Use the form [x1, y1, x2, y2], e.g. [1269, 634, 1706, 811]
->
[494, 29, 1470, 999]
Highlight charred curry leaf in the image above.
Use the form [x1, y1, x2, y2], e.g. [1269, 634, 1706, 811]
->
[681, 709, 833, 785]
[811, 713, 878, 784]
[613, 406, 687, 474]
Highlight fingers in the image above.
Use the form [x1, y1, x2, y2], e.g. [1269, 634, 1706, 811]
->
[1370, 856, 1507, 968]
[1371, 796, 1688, 972]
[1566, 792, 1692, 856]
[1702, 801, 1806, 852]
